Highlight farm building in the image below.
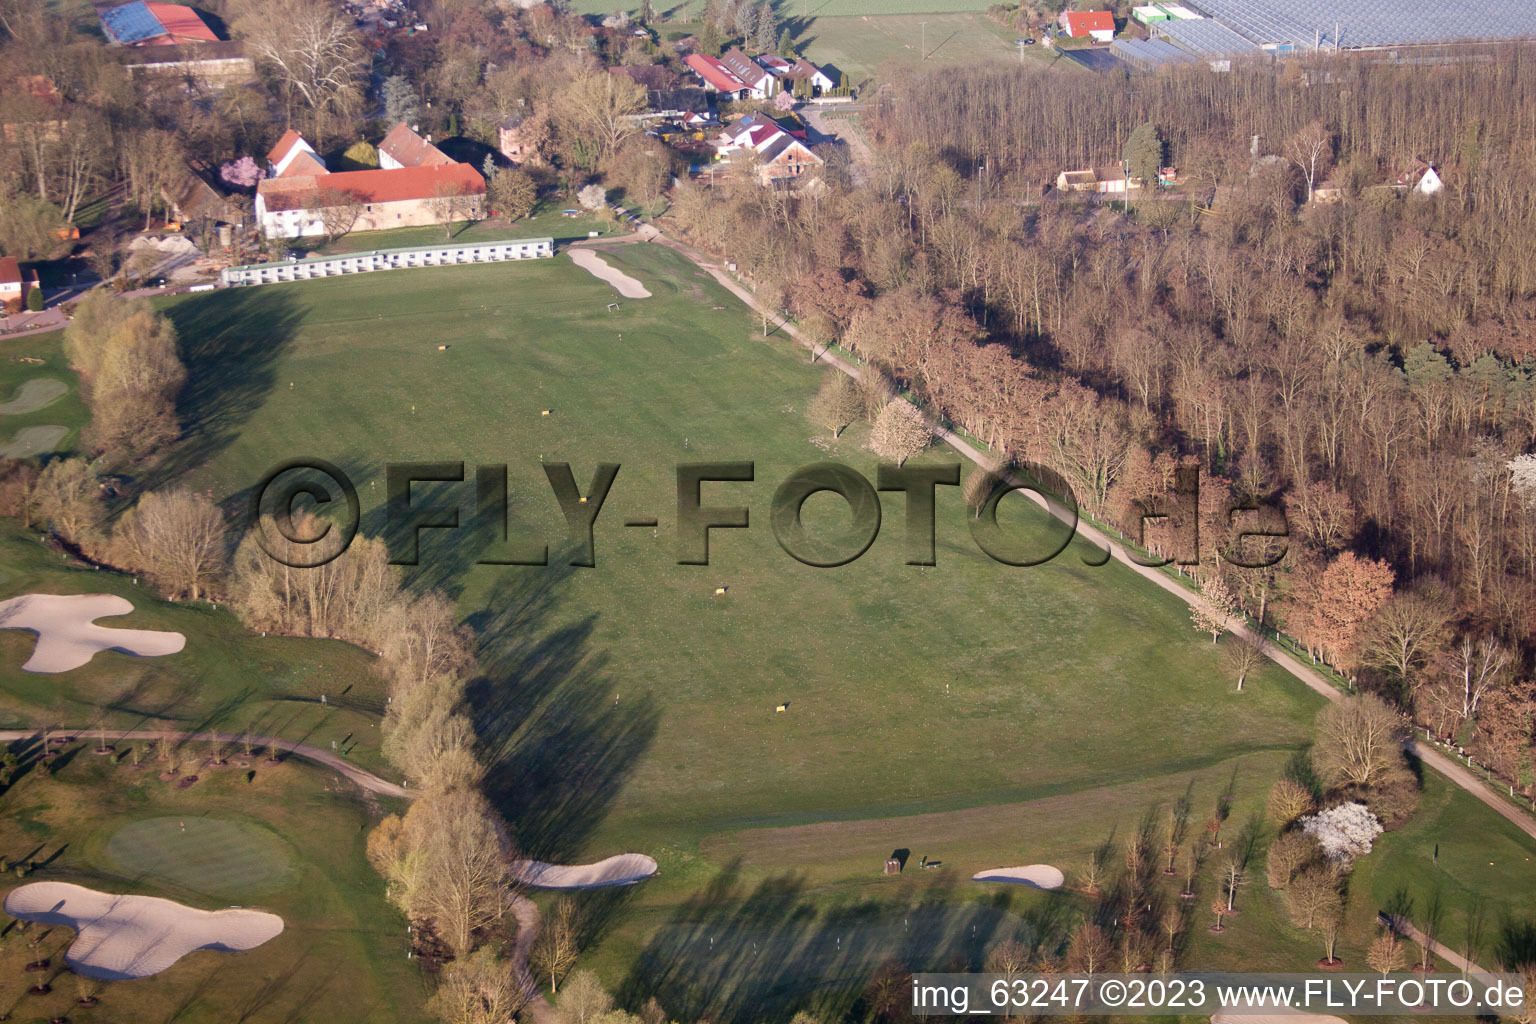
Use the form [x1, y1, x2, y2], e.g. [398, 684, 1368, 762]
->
[255, 126, 484, 239]
[1132, 5, 1170, 24]
[1058, 10, 1117, 42]
[1151, 17, 1261, 68]
[1111, 36, 1202, 70]
[98, 1, 219, 45]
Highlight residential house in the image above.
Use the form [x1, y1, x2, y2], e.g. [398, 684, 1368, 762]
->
[378, 122, 454, 170]
[255, 127, 484, 238]
[162, 163, 239, 226]
[720, 49, 777, 99]
[0, 258, 39, 312]
[497, 115, 539, 165]
[1058, 10, 1116, 42]
[1397, 160, 1444, 195]
[779, 58, 836, 96]
[713, 113, 823, 186]
[99, 1, 220, 46]
[1055, 167, 1140, 193]
[685, 53, 748, 100]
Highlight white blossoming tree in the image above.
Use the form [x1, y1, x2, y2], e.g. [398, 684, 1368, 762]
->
[1300, 801, 1383, 864]
[1510, 454, 1536, 509]
[577, 183, 609, 211]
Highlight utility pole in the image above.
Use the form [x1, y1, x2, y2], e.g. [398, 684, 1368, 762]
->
[920, 20, 927, 58]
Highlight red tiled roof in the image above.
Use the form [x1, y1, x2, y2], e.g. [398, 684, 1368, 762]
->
[146, 2, 219, 42]
[685, 53, 746, 93]
[1062, 10, 1115, 34]
[258, 163, 484, 212]
[0, 257, 20, 286]
[267, 129, 305, 167]
[283, 151, 328, 178]
[378, 123, 453, 168]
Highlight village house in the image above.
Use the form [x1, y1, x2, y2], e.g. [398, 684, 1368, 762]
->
[496, 115, 539, 165]
[255, 127, 484, 239]
[1058, 10, 1117, 42]
[720, 49, 777, 99]
[713, 112, 823, 187]
[378, 122, 455, 170]
[121, 42, 255, 90]
[1055, 167, 1140, 193]
[1396, 160, 1444, 195]
[685, 53, 748, 100]
[0, 258, 39, 312]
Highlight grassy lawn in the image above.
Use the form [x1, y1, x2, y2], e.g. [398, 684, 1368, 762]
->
[0, 521, 396, 780]
[0, 332, 88, 461]
[130, 242, 1390, 1013]
[797, 12, 1066, 83]
[310, 206, 625, 258]
[0, 750, 426, 1023]
[7, 241, 1530, 1019]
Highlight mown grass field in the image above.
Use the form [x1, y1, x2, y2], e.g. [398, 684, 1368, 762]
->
[4, 241, 1532, 1020]
[0, 520, 395, 779]
[0, 752, 426, 1023]
[0, 333, 88, 461]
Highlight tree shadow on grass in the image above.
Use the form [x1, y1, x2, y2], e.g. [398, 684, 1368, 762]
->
[619, 864, 1056, 1023]
[465, 569, 658, 863]
[159, 287, 305, 484]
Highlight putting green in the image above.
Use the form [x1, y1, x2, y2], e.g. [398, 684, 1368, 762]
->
[105, 816, 295, 898]
[0, 378, 66, 416]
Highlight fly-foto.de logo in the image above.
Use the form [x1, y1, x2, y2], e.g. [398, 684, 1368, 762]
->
[248, 459, 1289, 571]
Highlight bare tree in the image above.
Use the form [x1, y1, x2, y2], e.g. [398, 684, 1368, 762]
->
[1359, 590, 1452, 697]
[529, 897, 581, 992]
[867, 401, 932, 466]
[1367, 931, 1406, 976]
[114, 488, 227, 601]
[1313, 695, 1406, 790]
[1448, 635, 1512, 722]
[1286, 121, 1333, 203]
[33, 458, 103, 548]
[233, 0, 366, 144]
[1221, 632, 1267, 691]
[426, 947, 526, 1024]
[552, 70, 646, 168]
[310, 186, 364, 243]
[806, 373, 861, 438]
[557, 969, 613, 1024]
[427, 183, 481, 239]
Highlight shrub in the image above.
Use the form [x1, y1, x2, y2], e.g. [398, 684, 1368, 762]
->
[1267, 777, 1316, 828]
[1300, 801, 1383, 864]
[25, 287, 43, 312]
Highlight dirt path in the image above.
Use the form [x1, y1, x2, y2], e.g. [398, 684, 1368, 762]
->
[510, 895, 558, 1024]
[1379, 913, 1493, 976]
[644, 224, 1536, 845]
[0, 728, 411, 799]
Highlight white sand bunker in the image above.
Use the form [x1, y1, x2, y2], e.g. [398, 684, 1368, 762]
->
[513, 853, 657, 889]
[971, 864, 1065, 890]
[0, 424, 67, 459]
[569, 249, 651, 299]
[0, 378, 66, 415]
[0, 593, 186, 673]
[4, 882, 283, 980]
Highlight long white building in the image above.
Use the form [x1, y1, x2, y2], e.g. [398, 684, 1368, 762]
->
[220, 238, 554, 286]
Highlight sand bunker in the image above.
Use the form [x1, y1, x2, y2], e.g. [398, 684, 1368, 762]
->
[512, 853, 657, 889]
[570, 249, 651, 299]
[0, 593, 186, 672]
[0, 378, 65, 415]
[971, 864, 1065, 890]
[0, 424, 67, 459]
[4, 881, 283, 980]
